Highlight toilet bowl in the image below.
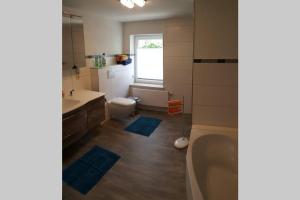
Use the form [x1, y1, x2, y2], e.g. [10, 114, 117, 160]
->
[108, 97, 136, 119]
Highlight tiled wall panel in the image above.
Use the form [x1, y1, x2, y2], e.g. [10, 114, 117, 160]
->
[192, 63, 238, 127]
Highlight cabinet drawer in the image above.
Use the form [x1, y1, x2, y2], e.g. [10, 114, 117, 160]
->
[63, 109, 87, 140]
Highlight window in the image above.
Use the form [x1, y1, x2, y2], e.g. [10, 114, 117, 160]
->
[134, 34, 163, 84]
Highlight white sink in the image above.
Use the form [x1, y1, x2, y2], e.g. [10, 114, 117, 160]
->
[62, 90, 105, 114]
[62, 99, 80, 109]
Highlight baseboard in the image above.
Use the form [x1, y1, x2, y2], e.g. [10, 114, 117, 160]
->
[137, 104, 168, 112]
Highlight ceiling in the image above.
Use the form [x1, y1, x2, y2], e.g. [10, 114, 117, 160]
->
[63, 0, 194, 22]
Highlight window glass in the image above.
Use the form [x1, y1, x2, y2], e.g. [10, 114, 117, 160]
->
[135, 35, 163, 82]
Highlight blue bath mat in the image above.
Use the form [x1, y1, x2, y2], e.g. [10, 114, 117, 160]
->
[125, 116, 161, 137]
[63, 146, 120, 195]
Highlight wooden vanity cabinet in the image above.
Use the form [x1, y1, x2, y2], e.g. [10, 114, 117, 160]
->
[63, 108, 87, 148]
[63, 96, 106, 149]
[87, 97, 106, 129]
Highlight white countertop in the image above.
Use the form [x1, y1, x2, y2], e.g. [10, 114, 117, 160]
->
[62, 90, 105, 115]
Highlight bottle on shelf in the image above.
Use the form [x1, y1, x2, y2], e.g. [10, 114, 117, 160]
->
[102, 53, 106, 67]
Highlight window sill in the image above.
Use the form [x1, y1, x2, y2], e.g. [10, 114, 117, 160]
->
[130, 83, 165, 90]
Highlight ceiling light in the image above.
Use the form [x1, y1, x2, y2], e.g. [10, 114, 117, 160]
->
[120, 0, 146, 9]
[133, 0, 146, 7]
[120, 0, 134, 9]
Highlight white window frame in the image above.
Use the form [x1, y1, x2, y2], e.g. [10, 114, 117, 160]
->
[134, 34, 163, 85]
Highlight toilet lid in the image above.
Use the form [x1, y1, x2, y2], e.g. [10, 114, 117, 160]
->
[111, 97, 136, 106]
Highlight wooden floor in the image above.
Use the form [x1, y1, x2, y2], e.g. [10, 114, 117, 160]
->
[63, 110, 192, 200]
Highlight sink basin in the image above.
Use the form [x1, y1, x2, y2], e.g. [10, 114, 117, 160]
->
[63, 99, 80, 109]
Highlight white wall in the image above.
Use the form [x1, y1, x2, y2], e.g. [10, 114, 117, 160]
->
[192, 63, 238, 127]
[83, 14, 123, 66]
[91, 64, 134, 101]
[192, 0, 238, 128]
[123, 17, 194, 113]
[62, 67, 92, 94]
[194, 0, 238, 59]
[62, 8, 123, 94]
[123, 20, 164, 54]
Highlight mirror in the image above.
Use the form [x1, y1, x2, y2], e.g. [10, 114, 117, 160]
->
[62, 14, 86, 69]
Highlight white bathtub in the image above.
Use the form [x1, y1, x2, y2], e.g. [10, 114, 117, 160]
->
[186, 125, 238, 200]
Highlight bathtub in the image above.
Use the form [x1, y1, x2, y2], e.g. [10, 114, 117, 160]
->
[186, 125, 238, 200]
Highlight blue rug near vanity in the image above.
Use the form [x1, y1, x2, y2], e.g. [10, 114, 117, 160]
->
[125, 116, 162, 137]
[63, 146, 120, 195]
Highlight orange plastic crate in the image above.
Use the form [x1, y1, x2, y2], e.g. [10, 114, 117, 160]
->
[168, 100, 183, 114]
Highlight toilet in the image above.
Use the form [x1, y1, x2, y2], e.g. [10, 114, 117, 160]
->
[108, 97, 136, 119]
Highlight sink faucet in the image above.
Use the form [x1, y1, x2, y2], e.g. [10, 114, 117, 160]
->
[69, 89, 75, 96]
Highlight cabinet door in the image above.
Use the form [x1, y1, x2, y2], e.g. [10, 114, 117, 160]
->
[70, 17, 86, 68]
[62, 16, 74, 68]
[194, 0, 238, 59]
[87, 97, 106, 129]
[63, 109, 87, 144]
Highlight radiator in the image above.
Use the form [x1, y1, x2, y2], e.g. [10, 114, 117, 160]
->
[131, 87, 169, 107]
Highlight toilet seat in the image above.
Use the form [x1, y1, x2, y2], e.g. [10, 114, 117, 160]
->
[110, 97, 135, 106]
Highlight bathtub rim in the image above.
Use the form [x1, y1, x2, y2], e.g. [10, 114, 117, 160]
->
[186, 125, 237, 200]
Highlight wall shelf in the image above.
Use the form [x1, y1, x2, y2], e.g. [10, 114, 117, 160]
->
[85, 54, 135, 59]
